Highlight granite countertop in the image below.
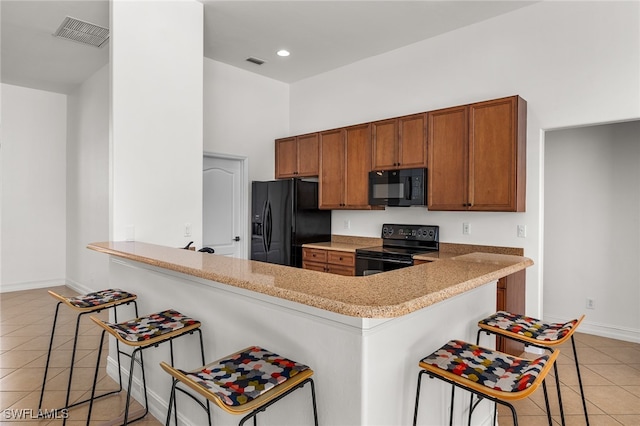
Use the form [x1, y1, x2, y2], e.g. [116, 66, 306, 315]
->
[88, 241, 533, 319]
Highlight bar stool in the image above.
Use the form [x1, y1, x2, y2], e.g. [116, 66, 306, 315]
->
[38, 289, 138, 417]
[160, 345, 318, 426]
[476, 311, 588, 425]
[413, 340, 559, 426]
[86, 309, 206, 426]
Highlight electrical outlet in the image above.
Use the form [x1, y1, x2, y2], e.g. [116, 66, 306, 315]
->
[517, 225, 527, 238]
[184, 222, 192, 237]
[462, 222, 470, 235]
[343, 220, 351, 230]
[586, 298, 595, 310]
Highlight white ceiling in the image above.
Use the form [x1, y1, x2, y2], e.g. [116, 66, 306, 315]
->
[1, 1, 536, 94]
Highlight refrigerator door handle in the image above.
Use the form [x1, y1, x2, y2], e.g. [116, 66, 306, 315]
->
[261, 200, 268, 253]
[266, 201, 273, 251]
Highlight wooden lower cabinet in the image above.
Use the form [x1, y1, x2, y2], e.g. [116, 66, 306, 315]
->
[302, 248, 355, 276]
[496, 270, 526, 355]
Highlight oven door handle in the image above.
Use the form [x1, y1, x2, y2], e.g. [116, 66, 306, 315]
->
[356, 255, 413, 265]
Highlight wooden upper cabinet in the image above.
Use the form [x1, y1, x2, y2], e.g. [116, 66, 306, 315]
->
[398, 113, 427, 169]
[469, 96, 526, 212]
[319, 129, 345, 209]
[372, 113, 426, 171]
[371, 119, 397, 170]
[319, 124, 373, 210]
[275, 133, 319, 179]
[344, 123, 372, 208]
[427, 105, 469, 210]
[427, 96, 526, 212]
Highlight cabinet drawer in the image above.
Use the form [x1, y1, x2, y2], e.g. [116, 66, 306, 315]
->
[303, 248, 327, 263]
[302, 261, 327, 272]
[327, 251, 355, 266]
[327, 264, 355, 276]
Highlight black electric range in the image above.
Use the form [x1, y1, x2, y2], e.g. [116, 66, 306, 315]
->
[355, 224, 439, 276]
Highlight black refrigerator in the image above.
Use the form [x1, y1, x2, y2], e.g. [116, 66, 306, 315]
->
[251, 179, 331, 267]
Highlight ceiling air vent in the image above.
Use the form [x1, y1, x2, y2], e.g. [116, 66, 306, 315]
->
[246, 57, 266, 66]
[53, 16, 109, 48]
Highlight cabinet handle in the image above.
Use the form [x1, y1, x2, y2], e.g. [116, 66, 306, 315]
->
[339, 256, 343, 261]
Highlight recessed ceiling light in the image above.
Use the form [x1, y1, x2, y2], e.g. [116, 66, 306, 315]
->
[277, 49, 290, 57]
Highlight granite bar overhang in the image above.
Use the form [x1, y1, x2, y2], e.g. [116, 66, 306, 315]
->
[88, 241, 533, 318]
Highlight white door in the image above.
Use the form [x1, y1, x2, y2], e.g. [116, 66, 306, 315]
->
[203, 155, 247, 258]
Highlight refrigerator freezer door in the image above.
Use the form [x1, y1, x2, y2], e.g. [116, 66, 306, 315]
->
[250, 181, 268, 262]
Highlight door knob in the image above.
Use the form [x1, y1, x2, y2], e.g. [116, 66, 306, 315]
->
[233, 236, 241, 241]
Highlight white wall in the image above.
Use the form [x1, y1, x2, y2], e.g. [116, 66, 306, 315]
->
[544, 121, 640, 341]
[66, 65, 110, 294]
[203, 58, 289, 182]
[110, 0, 204, 247]
[0, 84, 67, 291]
[287, 1, 640, 325]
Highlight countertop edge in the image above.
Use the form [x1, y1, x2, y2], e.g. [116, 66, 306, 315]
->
[88, 242, 533, 319]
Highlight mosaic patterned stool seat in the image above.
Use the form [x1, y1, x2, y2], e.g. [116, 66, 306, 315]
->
[160, 346, 318, 426]
[413, 340, 559, 426]
[477, 311, 588, 426]
[86, 309, 205, 426]
[38, 289, 138, 422]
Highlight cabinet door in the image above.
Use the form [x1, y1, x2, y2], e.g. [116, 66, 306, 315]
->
[275, 137, 298, 178]
[319, 129, 346, 209]
[371, 119, 398, 171]
[296, 133, 319, 177]
[427, 106, 469, 211]
[398, 113, 427, 169]
[469, 96, 525, 211]
[344, 123, 372, 208]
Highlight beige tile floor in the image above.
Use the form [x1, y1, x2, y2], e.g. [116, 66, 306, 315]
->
[1, 286, 639, 425]
[0, 286, 162, 425]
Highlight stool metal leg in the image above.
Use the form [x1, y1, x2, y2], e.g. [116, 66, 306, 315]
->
[449, 384, 455, 426]
[571, 336, 590, 425]
[87, 329, 107, 426]
[413, 370, 426, 426]
[38, 302, 62, 413]
[542, 379, 552, 426]
[237, 377, 318, 426]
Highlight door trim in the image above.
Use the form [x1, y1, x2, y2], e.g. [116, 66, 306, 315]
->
[203, 152, 249, 258]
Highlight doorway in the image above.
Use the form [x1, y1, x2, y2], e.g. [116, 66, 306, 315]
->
[203, 154, 248, 258]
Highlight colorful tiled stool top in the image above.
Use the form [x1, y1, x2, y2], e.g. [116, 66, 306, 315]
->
[179, 346, 310, 407]
[479, 311, 579, 342]
[105, 309, 200, 343]
[420, 340, 551, 393]
[57, 288, 136, 309]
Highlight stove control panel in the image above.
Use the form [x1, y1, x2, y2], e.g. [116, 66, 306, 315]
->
[381, 224, 439, 242]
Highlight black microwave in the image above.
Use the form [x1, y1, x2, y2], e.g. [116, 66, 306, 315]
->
[368, 168, 426, 206]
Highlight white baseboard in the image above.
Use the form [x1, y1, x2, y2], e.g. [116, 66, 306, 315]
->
[0, 278, 67, 293]
[544, 314, 640, 344]
[64, 278, 95, 296]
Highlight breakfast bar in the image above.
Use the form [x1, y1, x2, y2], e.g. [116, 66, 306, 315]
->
[88, 241, 533, 426]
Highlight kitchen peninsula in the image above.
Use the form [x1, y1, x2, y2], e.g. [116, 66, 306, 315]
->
[88, 241, 532, 426]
